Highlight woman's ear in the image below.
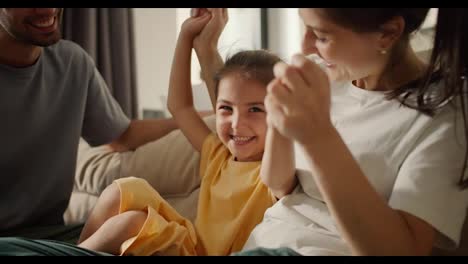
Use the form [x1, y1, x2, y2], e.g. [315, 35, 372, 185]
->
[378, 16, 405, 51]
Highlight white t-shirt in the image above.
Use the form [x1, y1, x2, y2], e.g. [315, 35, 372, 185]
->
[243, 81, 468, 255]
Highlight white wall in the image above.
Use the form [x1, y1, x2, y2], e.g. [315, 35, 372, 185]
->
[411, 8, 438, 55]
[133, 8, 177, 118]
[218, 9, 263, 56]
[267, 8, 302, 63]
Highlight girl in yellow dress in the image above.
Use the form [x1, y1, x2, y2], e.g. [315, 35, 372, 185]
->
[77, 9, 296, 256]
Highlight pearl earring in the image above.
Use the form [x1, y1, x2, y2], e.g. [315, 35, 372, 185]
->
[380, 49, 387, 55]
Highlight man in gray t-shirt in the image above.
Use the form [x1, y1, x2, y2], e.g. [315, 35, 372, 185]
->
[0, 8, 178, 236]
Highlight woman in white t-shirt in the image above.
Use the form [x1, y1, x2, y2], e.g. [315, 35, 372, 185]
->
[237, 8, 468, 256]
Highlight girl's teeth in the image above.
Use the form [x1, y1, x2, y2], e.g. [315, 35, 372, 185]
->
[233, 136, 252, 142]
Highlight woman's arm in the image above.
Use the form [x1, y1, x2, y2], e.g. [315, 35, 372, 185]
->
[301, 125, 435, 255]
[268, 54, 435, 255]
[167, 14, 212, 152]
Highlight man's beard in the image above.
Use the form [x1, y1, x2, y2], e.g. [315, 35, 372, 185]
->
[11, 9, 63, 47]
[22, 29, 62, 47]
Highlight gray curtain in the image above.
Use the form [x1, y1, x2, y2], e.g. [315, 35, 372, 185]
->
[62, 8, 138, 119]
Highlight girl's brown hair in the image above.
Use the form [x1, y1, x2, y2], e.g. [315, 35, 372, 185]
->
[213, 50, 282, 97]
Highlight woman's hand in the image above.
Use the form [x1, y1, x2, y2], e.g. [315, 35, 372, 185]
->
[265, 54, 333, 145]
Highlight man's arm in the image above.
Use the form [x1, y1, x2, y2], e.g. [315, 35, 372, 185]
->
[109, 118, 177, 152]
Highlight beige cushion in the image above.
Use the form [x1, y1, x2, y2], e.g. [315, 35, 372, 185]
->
[65, 141, 121, 224]
[64, 115, 216, 224]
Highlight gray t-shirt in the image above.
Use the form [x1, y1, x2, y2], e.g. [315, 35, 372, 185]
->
[0, 40, 130, 231]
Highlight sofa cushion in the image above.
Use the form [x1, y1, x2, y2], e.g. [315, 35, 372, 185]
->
[65, 115, 216, 224]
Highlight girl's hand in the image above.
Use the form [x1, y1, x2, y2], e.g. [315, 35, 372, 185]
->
[180, 10, 212, 41]
[265, 54, 333, 145]
[193, 8, 228, 53]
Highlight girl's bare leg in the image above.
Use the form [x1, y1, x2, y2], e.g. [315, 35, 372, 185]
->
[78, 183, 122, 243]
[78, 210, 147, 255]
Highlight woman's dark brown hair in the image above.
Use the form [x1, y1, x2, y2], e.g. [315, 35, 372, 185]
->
[213, 50, 282, 97]
[317, 8, 429, 36]
[419, 8, 468, 188]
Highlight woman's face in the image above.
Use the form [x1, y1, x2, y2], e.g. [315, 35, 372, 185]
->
[299, 9, 387, 83]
